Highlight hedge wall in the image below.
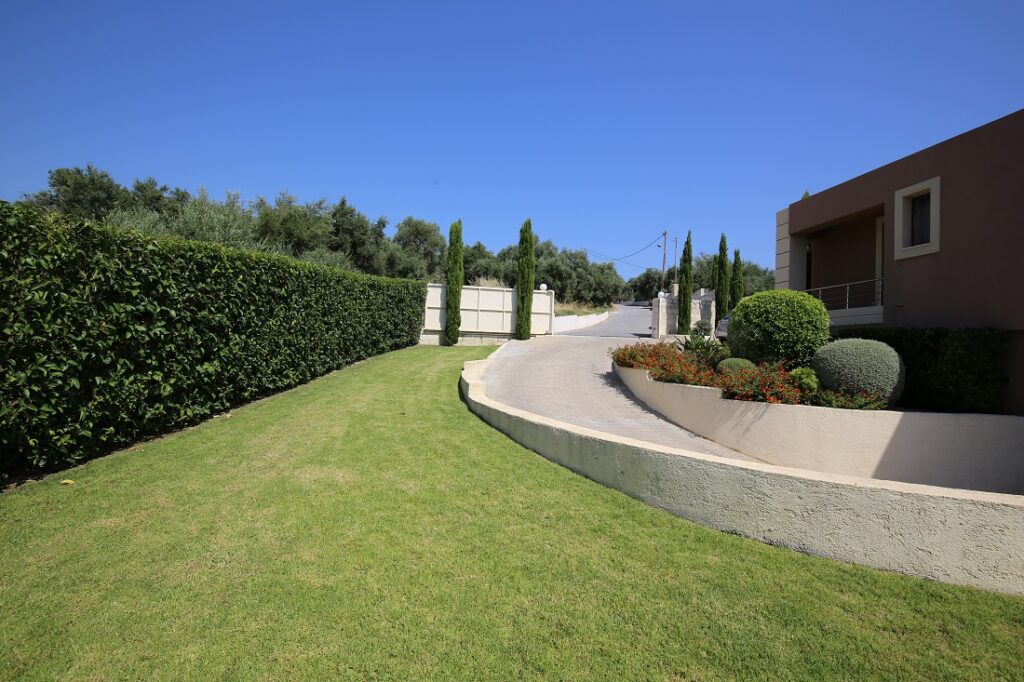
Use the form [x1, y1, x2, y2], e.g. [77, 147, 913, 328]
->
[0, 202, 427, 477]
[831, 326, 1009, 413]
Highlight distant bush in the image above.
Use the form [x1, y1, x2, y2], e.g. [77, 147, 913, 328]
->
[728, 290, 829, 368]
[832, 327, 1009, 413]
[812, 339, 904, 406]
[691, 319, 712, 336]
[789, 367, 819, 394]
[683, 334, 730, 368]
[0, 202, 426, 478]
[471, 276, 506, 288]
[717, 358, 755, 374]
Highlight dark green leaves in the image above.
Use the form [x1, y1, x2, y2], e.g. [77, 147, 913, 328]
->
[0, 202, 427, 478]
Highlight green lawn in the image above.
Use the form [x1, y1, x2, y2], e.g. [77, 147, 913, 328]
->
[1, 346, 1021, 680]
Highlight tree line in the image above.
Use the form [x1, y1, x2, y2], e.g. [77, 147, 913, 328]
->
[624, 245, 774, 304]
[18, 165, 626, 306]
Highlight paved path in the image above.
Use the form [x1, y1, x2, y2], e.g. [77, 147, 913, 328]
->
[483, 310, 751, 460]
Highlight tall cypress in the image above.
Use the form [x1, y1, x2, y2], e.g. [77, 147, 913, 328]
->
[715, 233, 730, 317]
[444, 219, 464, 345]
[678, 230, 693, 332]
[514, 219, 536, 340]
[730, 248, 744, 311]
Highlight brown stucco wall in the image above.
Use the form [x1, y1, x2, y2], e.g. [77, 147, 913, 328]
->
[787, 108, 1024, 413]
[808, 212, 878, 289]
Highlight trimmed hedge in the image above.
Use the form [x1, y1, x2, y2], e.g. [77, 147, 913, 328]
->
[0, 202, 427, 477]
[832, 326, 1009, 413]
[728, 289, 830, 368]
[811, 339, 904, 406]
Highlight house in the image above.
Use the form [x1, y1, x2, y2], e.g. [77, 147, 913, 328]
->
[774, 108, 1024, 413]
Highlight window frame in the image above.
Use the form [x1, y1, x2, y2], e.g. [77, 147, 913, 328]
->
[893, 176, 941, 260]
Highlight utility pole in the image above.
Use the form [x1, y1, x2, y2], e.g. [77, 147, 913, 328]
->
[659, 230, 668, 291]
[672, 235, 679, 297]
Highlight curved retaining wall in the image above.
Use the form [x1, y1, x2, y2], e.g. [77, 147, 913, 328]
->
[615, 365, 1024, 495]
[553, 311, 610, 334]
[461, 357, 1024, 595]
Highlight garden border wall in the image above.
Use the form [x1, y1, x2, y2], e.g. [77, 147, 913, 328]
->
[614, 365, 1024, 495]
[460, 355, 1024, 595]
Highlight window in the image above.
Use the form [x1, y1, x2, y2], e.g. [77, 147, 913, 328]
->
[894, 177, 940, 259]
[910, 194, 930, 246]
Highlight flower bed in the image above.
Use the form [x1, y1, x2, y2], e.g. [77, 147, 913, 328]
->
[612, 342, 884, 409]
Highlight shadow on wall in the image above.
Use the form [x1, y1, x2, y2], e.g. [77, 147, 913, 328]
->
[612, 365, 1024, 496]
[873, 412, 1024, 494]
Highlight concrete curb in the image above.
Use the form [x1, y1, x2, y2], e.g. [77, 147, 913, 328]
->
[461, 355, 1024, 595]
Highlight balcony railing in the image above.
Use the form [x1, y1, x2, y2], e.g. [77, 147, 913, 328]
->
[804, 278, 883, 311]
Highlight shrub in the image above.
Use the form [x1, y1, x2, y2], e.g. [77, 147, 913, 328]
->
[789, 366, 819, 394]
[691, 319, 712, 336]
[444, 219, 464, 345]
[832, 326, 1009, 413]
[715, 363, 802, 405]
[717, 358, 755, 374]
[811, 338, 904, 406]
[682, 334, 730, 368]
[612, 342, 717, 387]
[514, 219, 535, 340]
[809, 389, 887, 410]
[728, 289, 829, 368]
[0, 202, 427, 478]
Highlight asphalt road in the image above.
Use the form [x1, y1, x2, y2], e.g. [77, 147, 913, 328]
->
[558, 304, 653, 338]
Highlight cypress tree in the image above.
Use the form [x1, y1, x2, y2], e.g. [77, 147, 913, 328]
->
[715, 233, 730, 316]
[444, 219, 464, 345]
[514, 219, 536, 340]
[678, 230, 693, 332]
[730, 248, 744, 311]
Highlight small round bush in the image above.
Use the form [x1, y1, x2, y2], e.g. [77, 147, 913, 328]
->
[728, 289, 829, 368]
[717, 357, 755, 374]
[811, 338, 905, 406]
[789, 366, 819, 394]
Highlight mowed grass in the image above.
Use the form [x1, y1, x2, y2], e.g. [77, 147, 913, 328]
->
[1, 347, 1022, 680]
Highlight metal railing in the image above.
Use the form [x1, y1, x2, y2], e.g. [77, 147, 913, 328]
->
[804, 278, 883, 311]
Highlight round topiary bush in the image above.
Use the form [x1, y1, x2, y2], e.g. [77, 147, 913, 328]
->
[717, 357, 755, 374]
[727, 289, 830, 368]
[811, 338, 905, 406]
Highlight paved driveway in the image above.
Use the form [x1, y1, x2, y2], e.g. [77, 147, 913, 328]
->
[482, 308, 750, 460]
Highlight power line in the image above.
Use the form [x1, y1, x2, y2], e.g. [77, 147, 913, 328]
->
[583, 233, 665, 264]
[582, 248, 648, 271]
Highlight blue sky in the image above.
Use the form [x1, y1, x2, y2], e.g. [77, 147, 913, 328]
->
[2, 1, 1022, 276]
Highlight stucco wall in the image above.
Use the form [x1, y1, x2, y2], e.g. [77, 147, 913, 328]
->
[460, 356, 1024, 595]
[422, 283, 554, 343]
[615, 365, 1024, 495]
[808, 212, 878, 290]
[787, 108, 1024, 334]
